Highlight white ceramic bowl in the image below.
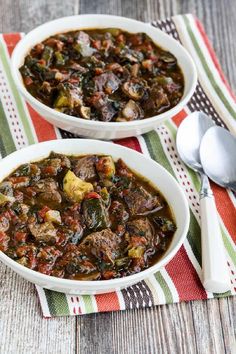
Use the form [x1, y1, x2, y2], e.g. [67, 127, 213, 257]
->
[11, 15, 197, 140]
[0, 139, 189, 294]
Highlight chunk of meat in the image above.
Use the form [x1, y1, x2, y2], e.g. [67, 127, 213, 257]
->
[109, 201, 129, 224]
[124, 186, 161, 216]
[53, 154, 71, 169]
[126, 217, 154, 245]
[144, 86, 170, 113]
[69, 62, 88, 73]
[0, 215, 10, 232]
[39, 191, 62, 206]
[80, 228, 120, 263]
[56, 243, 98, 277]
[89, 92, 117, 122]
[33, 178, 62, 207]
[34, 178, 58, 193]
[72, 156, 97, 181]
[94, 72, 120, 94]
[153, 87, 170, 110]
[29, 222, 57, 243]
[0, 231, 10, 252]
[106, 63, 124, 73]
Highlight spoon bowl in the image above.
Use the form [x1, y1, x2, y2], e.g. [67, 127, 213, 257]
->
[200, 126, 236, 192]
[176, 111, 214, 173]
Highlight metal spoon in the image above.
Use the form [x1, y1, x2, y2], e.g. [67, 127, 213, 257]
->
[200, 126, 236, 192]
[176, 112, 231, 293]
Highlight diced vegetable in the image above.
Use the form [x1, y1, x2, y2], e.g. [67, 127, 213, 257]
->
[42, 46, 54, 66]
[45, 210, 62, 224]
[74, 42, 95, 57]
[115, 257, 131, 268]
[160, 52, 177, 65]
[104, 28, 121, 37]
[128, 246, 145, 258]
[100, 187, 110, 205]
[63, 170, 93, 202]
[96, 156, 115, 180]
[153, 216, 176, 232]
[54, 84, 83, 109]
[29, 222, 57, 243]
[0, 192, 15, 205]
[54, 51, 65, 66]
[8, 176, 30, 188]
[80, 106, 91, 119]
[54, 94, 69, 108]
[83, 197, 110, 230]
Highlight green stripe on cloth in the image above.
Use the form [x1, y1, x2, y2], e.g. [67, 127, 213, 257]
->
[154, 272, 173, 303]
[82, 295, 95, 313]
[143, 130, 175, 176]
[0, 99, 16, 155]
[0, 135, 7, 157]
[182, 15, 236, 120]
[187, 210, 201, 265]
[44, 289, 70, 316]
[0, 40, 36, 144]
[222, 227, 236, 267]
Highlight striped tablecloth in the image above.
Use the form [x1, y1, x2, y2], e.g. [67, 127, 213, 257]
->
[0, 14, 235, 317]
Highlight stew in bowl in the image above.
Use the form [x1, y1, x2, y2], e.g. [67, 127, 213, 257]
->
[20, 28, 184, 123]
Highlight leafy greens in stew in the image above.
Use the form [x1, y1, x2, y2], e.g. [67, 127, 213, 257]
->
[20, 28, 184, 122]
[0, 153, 176, 280]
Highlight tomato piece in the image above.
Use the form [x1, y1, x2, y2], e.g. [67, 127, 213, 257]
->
[14, 232, 27, 243]
[116, 34, 125, 43]
[24, 187, 37, 197]
[130, 236, 147, 247]
[9, 176, 29, 185]
[102, 270, 117, 280]
[37, 262, 52, 275]
[84, 192, 101, 200]
[38, 206, 50, 219]
[41, 165, 57, 176]
[24, 77, 33, 86]
[94, 68, 103, 75]
[38, 59, 46, 66]
[92, 39, 101, 50]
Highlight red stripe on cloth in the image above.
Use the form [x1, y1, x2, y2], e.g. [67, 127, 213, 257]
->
[172, 109, 188, 126]
[2, 33, 21, 56]
[27, 103, 57, 141]
[166, 246, 207, 301]
[211, 183, 236, 244]
[115, 137, 142, 152]
[195, 18, 236, 101]
[95, 292, 120, 312]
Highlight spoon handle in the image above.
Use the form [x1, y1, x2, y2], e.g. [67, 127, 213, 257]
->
[200, 175, 231, 293]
